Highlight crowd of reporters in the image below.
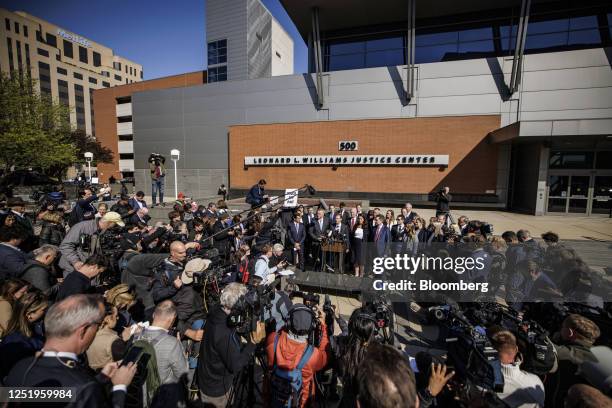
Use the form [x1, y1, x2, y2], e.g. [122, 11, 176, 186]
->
[0, 182, 609, 408]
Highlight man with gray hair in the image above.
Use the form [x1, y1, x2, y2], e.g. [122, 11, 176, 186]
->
[197, 283, 266, 407]
[6, 294, 137, 408]
[20, 244, 59, 292]
[134, 300, 189, 385]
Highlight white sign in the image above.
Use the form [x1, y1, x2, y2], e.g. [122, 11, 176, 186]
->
[283, 189, 298, 208]
[57, 29, 91, 48]
[244, 154, 449, 167]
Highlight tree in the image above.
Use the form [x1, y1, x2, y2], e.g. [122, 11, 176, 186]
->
[69, 129, 114, 166]
[0, 71, 75, 177]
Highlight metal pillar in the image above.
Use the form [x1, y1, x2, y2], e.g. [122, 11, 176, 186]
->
[311, 7, 324, 109]
[406, 0, 416, 101]
[509, 0, 531, 94]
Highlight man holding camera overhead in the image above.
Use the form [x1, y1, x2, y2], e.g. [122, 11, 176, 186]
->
[149, 153, 166, 207]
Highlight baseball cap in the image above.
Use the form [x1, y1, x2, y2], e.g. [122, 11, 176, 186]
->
[102, 211, 125, 227]
[178, 192, 185, 199]
[181, 258, 212, 284]
[289, 304, 313, 333]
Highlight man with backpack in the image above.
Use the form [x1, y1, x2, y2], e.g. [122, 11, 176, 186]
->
[265, 303, 329, 408]
[127, 300, 189, 406]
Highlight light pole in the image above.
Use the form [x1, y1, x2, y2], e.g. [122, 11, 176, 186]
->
[170, 149, 180, 200]
[84, 152, 93, 182]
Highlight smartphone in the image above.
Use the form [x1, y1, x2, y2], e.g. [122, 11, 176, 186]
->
[120, 346, 144, 367]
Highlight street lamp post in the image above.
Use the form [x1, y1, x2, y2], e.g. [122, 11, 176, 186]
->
[84, 152, 93, 182]
[170, 149, 180, 200]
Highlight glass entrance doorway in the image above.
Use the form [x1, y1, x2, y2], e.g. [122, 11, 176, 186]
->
[547, 174, 612, 215]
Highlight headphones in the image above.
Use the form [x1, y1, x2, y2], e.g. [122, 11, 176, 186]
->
[286, 304, 318, 335]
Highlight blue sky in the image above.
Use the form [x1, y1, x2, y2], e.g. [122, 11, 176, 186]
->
[0, 0, 308, 79]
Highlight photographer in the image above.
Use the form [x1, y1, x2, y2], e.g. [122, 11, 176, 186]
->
[265, 303, 329, 408]
[110, 194, 136, 221]
[149, 153, 166, 207]
[546, 314, 601, 407]
[246, 179, 268, 208]
[255, 244, 288, 285]
[435, 186, 452, 224]
[58, 212, 124, 276]
[490, 330, 545, 408]
[150, 241, 205, 341]
[69, 186, 110, 227]
[197, 282, 266, 407]
[212, 212, 234, 259]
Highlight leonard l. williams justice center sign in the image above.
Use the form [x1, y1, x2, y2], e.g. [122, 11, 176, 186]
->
[244, 155, 449, 167]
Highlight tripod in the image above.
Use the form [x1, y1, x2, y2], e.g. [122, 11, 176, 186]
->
[226, 343, 267, 407]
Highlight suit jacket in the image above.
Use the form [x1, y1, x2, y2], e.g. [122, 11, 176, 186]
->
[404, 211, 418, 224]
[0, 243, 28, 281]
[331, 223, 350, 249]
[302, 213, 315, 232]
[128, 197, 147, 210]
[372, 225, 390, 256]
[326, 211, 337, 226]
[338, 209, 351, 225]
[287, 221, 306, 245]
[6, 355, 126, 408]
[246, 184, 265, 206]
[309, 218, 330, 241]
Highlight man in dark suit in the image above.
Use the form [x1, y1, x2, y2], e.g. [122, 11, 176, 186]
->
[212, 213, 234, 259]
[246, 179, 268, 208]
[338, 202, 351, 226]
[403, 202, 418, 224]
[5, 197, 35, 252]
[391, 214, 408, 254]
[309, 208, 330, 271]
[326, 204, 337, 227]
[372, 214, 390, 257]
[128, 191, 148, 210]
[0, 225, 28, 280]
[331, 213, 350, 250]
[287, 213, 306, 271]
[302, 206, 316, 265]
[5, 294, 137, 408]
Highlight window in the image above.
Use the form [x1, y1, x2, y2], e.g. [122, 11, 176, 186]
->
[63, 39, 73, 58]
[23, 25, 28, 37]
[140, 70, 143, 79]
[7, 38, 14, 73]
[549, 151, 594, 169]
[113, 61, 122, 71]
[89, 77, 97, 84]
[36, 30, 43, 42]
[102, 81, 110, 87]
[56, 67, 67, 75]
[57, 79, 69, 107]
[119, 153, 134, 160]
[16, 40, 22, 75]
[37, 47, 49, 57]
[93, 51, 101, 67]
[89, 88, 95, 137]
[14, 22, 19, 34]
[38, 62, 51, 95]
[74, 84, 85, 130]
[5, 18, 10, 31]
[101, 71, 110, 77]
[114, 74, 122, 81]
[79, 46, 88, 63]
[119, 134, 133, 141]
[125, 65, 128, 73]
[207, 65, 227, 82]
[45, 33, 57, 48]
[56, 53, 61, 61]
[117, 116, 132, 123]
[73, 72, 83, 80]
[116, 96, 131, 104]
[207, 39, 227, 65]
[24, 43, 30, 71]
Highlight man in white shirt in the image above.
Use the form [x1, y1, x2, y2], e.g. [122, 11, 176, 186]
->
[254, 244, 287, 284]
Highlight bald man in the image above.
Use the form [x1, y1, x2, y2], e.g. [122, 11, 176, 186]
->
[151, 241, 205, 342]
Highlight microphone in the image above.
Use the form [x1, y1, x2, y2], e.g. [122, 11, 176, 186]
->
[307, 185, 317, 195]
[319, 198, 329, 212]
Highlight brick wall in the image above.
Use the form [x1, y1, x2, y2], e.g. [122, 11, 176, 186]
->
[229, 115, 500, 194]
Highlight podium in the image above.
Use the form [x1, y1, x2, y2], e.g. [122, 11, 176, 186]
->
[321, 239, 347, 274]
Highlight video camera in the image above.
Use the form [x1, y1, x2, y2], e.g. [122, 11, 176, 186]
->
[425, 304, 505, 400]
[148, 153, 166, 165]
[362, 295, 395, 345]
[228, 283, 276, 335]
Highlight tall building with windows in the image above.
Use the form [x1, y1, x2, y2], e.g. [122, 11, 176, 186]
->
[0, 8, 143, 137]
[206, 0, 294, 82]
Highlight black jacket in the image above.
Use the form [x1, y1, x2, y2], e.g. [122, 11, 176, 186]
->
[39, 221, 65, 246]
[122, 253, 166, 312]
[0, 243, 28, 281]
[5, 355, 125, 408]
[212, 220, 231, 255]
[56, 271, 91, 301]
[435, 192, 452, 213]
[197, 305, 256, 397]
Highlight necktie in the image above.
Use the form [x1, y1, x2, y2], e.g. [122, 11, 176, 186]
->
[375, 226, 382, 242]
[295, 222, 299, 232]
[351, 218, 355, 228]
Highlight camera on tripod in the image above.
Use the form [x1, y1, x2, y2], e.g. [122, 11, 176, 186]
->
[148, 153, 166, 165]
[228, 284, 276, 335]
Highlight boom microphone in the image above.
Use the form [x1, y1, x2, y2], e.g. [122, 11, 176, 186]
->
[307, 184, 317, 195]
[319, 198, 329, 212]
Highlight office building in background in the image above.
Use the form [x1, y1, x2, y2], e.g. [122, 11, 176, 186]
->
[0, 8, 143, 137]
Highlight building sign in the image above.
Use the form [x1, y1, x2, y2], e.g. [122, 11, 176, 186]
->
[338, 141, 358, 151]
[244, 155, 449, 167]
[57, 29, 91, 48]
